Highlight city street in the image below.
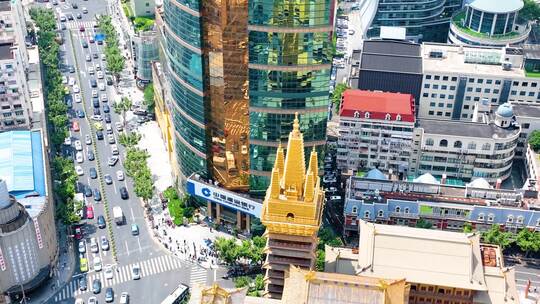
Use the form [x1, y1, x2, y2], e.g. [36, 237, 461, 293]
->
[26, 1, 217, 303]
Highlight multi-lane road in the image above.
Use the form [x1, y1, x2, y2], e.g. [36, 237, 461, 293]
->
[30, 0, 213, 302]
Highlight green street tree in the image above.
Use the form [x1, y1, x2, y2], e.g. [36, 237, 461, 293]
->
[521, 0, 540, 21]
[332, 83, 349, 111]
[516, 228, 540, 257]
[143, 84, 155, 113]
[214, 237, 240, 266]
[529, 130, 540, 152]
[463, 223, 474, 233]
[482, 225, 514, 250]
[118, 131, 141, 148]
[415, 218, 433, 229]
[133, 167, 153, 203]
[114, 97, 133, 128]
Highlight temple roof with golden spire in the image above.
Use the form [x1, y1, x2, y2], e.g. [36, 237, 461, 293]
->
[261, 113, 325, 237]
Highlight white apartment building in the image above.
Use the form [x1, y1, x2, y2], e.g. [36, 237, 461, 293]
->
[419, 43, 540, 122]
[0, 0, 32, 131]
[337, 90, 415, 176]
[512, 104, 540, 158]
[410, 104, 521, 183]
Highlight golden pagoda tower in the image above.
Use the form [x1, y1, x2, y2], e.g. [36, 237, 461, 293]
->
[260, 113, 325, 299]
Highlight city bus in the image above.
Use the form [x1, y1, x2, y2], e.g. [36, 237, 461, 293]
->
[161, 283, 189, 304]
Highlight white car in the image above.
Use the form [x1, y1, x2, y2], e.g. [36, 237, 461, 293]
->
[98, 82, 106, 91]
[97, 71, 104, 79]
[88, 67, 94, 75]
[68, 77, 76, 86]
[64, 137, 72, 146]
[120, 292, 129, 304]
[101, 94, 108, 102]
[73, 85, 80, 93]
[104, 266, 114, 280]
[75, 165, 84, 176]
[107, 134, 115, 144]
[101, 54, 106, 61]
[91, 115, 102, 121]
[78, 240, 86, 253]
[88, 297, 97, 304]
[131, 265, 140, 280]
[85, 134, 92, 145]
[115, 122, 123, 131]
[76, 152, 84, 163]
[74, 140, 83, 151]
[90, 237, 99, 253]
[85, 54, 91, 62]
[60, 15, 66, 22]
[116, 170, 124, 181]
[100, 236, 109, 251]
[75, 94, 82, 103]
[93, 257, 102, 272]
[62, 75, 68, 84]
[75, 299, 84, 304]
[92, 90, 98, 98]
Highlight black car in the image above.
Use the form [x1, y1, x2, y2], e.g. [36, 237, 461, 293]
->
[92, 278, 101, 294]
[79, 276, 87, 291]
[103, 104, 110, 113]
[89, 168, 97, 179]
[69, 65, 76, 73]
[106, 76, 113, 85]
[93, 108, 101, 116]
[72, 2, 78, 8]
[120, 187, 129, 200]
[67, 14, 74, 20]
[104, 113, 111, 123]
[90, 79, 97, 88]
[87, 150, 95, 161]
[97, 215, 106, 229]
[77, 110, 85, 118]
[93, 189, 101, 201]
[93, 53, 99, 59]
[96, 130, 104, 140]
[93, 98, 99, 108]
[84, 185, 92, 197]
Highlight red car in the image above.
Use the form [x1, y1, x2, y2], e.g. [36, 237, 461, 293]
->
[86, 205, 94, 219]
[79, 26, 85, 32]
[74, 226, 83, 240]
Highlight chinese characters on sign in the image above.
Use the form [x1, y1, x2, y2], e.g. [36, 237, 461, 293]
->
[33, 218, 43, 249]
[0, 247, 5, 271]
[187, 179, 262, 217]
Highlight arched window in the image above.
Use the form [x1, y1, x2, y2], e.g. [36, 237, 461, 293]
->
[440, 139, 448, 147]
[517, 216, 524, 224]
[396, 114, 402, 121]
[287, 213, 295, 220]
[364, 112, 370, 119]
[364, 211, 370, 219]
[478, 213, 485, 221]
[482, 143, 491, 151]
[353, 111, 360, 118]
[385, 113, 391, 120]
[404, 207, 410, 214]
[426, 138, 434, 146]
[454, 141, 462, 148]
[377, 210, 384, 217]
[537, 219, 540, 226]
[488, 214, 494, 222]
[468, 142, 476, 150]
[395, 206, 401, 213]
[352, 206, 358, 214]
[507, 215, 514, 223]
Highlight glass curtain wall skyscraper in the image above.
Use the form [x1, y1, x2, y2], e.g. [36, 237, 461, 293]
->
[248, 0, 334, 193]
[162, 0, 333, 193]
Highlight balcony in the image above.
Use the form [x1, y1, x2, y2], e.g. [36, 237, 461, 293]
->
[450, 11, 530, 46]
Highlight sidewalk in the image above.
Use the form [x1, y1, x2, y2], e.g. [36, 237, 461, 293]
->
[27, 222, 76, 303]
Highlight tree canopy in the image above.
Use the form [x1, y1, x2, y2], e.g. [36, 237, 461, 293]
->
[529, 130, 540, 152]
[521, 0, 540, 21]
[482, 225, 513, 250]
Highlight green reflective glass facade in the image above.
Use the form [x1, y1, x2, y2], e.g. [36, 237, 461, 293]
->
[248, 0, 333, 193]
[163, 0, 209, 179]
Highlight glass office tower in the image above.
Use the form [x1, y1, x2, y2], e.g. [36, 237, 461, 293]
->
[163, 0, 250, 189]
[248, 0, 334, 193]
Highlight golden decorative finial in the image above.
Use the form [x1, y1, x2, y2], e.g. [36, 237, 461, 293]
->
[304, 270, 317, 282]
[377, 279, 389, 290]
[292, 112, 300, 136]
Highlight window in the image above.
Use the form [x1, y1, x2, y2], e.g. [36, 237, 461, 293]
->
[454, 141, 462, 148]
[450, 86, 456, 90]
[522, 82, 528, 87]
[434, 76, 440, 80]
[424, 84, 430, 89]
[475, 88, 481, 93]
[441, 85, 447, 90]
[494, 89, 499, 94]
[364, 112, 370, 119]
[440, 94, 446, 99]
[451, 77, 457, 81]
[488, 214, 494, 222]
[511, 90, 517, 95]
[428, 111, 434, 115]
[467, 87, 473, 92]
[464, 105, 470, 110]
[395, 206, 401, 213]
[532, 83, 538, 87]
[495, 80, 501, 85]
[517, 216, 524, 224]
[486, 80, 492, 84]
[468, 142, 476, 150]
[426, 138, 434, 146]
[524, 123, 530, 129]
[364, 211, 370, 219]
[385, 113, 391, 120]
[404, 208, 410, 214]
[507, 215, 514, 223]
[469, 78, 475, 83]
[438, 103, 444, 107]
[440, 139, 448, 147]
[425, 75, 432, 80]
[484, 89, 490, 93]
[482, 143, 491, 150]
[396, 114, 401, 121]
[478, 213, 485, 221]
[423, 93, 429, 97]
[377, 210, 384, 218]
[477, 79, 483, 84]
[352, 206, 357, 214]
[443, 76, 448, 81]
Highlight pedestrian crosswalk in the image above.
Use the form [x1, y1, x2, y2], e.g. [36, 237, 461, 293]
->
[189, 264, 207, 286]
[53, 254, 183, 302]
[65, 21, 97, 30]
